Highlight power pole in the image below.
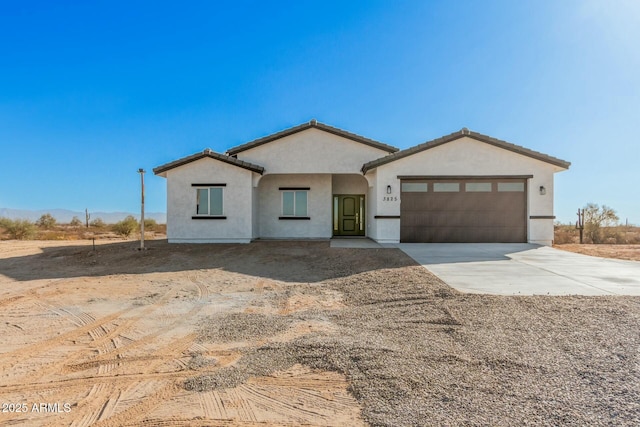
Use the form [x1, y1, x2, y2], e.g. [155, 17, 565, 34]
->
[138, 169, 146, 250]
[576, 208, 584, 244]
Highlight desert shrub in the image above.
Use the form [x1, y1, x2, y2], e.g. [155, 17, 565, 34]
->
[90, 218, 106, 228]
[583, 203, 619, 244]
[39, 230, 68, 240]
[143, 218, 157, 231]
[155, 223, 167, 234]
[2, 219, 36, 240]
[113, 215, 138, 237]
[623, 226, 640, 244]
[0, 217, 12, 229]
[69, 216, 83, 227]
[604, 226, 640, 244]
[36, 213, 57, 229]
[628, 234, 640, 244]
[554, 225, 577, 244]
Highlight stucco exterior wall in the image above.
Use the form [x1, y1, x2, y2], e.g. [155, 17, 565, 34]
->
[331, 174, 368, 195]
[369, 137, 564, 245]
[257, 174, 332, 239]
[166, 158, 255, 243]
[251, 186, 259, 239]
[236, 128, 391, 174]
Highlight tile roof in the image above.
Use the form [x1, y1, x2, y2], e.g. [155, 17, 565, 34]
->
[153, 149, 265, 176]
[361, 128, 571, 173]
[226, 119, 399, 155]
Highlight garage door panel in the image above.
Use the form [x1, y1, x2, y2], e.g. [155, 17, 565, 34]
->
[401, 226, 432, 243]
[400, 179, 527, 243]
[402, 194, 433, 211]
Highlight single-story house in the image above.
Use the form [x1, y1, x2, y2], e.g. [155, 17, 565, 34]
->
[153, 120, 570, 245]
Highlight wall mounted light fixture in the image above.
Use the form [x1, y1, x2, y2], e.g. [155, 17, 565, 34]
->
[539, 185, 546, 195]
[387, 185, 392, 194]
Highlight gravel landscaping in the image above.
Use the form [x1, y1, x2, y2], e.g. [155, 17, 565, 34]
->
[177, 242, 640, 426]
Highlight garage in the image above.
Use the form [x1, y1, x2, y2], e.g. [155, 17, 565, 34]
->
[400, 177, 528, 243]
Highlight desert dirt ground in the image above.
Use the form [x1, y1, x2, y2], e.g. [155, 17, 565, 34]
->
[555, 244, 640, 262]
[0, 240, 639, 426]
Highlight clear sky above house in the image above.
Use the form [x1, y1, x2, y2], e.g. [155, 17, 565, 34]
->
[1, 0, 638, 224]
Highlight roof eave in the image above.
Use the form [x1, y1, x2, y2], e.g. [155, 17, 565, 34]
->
[362, 130, 571, 173]
[153, 151, 265, 177]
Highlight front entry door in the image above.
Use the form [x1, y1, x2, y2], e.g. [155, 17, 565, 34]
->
[333, 195, 365, 236]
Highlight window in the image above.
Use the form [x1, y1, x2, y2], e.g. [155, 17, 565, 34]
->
[196, 187, 223, 216]
[282, 190, 307, 217]
[433, 183, 460, 192]
[465, 182, 492, 192]
[497, 182, 525, 192]
[401, 182, 428, 192]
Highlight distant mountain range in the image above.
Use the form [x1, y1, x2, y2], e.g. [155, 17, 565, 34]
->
[0, 208, 166, 224]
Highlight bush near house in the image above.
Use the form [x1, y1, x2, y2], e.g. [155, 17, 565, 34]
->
[143, 218, 157, 231]
[112, 215, 139, 237]
[555, 224, 640, 244]
[90, 218, 106, 228]
[36, 213, 57, 229]
[553, 203, 640, 245]
[0, 218, 37, 240]
[583, 203, 619, 244]
[0, 216, 166, 241]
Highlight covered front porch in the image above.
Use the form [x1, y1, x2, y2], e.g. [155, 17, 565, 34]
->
[254, 173, 370, 239]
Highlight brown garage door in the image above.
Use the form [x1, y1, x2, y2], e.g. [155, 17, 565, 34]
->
[400, 179, 527, 243]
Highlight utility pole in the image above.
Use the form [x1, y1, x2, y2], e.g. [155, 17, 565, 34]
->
[576, 208, 584, 244]
[138, 169, 146, 250]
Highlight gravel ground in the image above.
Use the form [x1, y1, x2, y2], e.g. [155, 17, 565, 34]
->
[197, 312, 292, 343]
[179, 243, 640, 426]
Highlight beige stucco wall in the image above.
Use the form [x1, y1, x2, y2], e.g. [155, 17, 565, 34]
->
[257, 174, 332, 239]
[252, 186, 259, 239]
[331, 174, 368, 195]
[368, 137, 566, 245]
[166, 157, 255, 243]
[235, 128, 391, 174]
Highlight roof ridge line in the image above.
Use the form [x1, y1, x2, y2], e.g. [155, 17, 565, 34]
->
[226, 120, 398, 155]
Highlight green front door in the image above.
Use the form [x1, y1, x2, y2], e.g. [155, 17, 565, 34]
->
[333, 195, 365, 236]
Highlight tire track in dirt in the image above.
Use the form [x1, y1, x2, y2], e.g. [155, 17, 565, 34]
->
[190, 273, 211, 300]
[0, 370, 189, 394]
[65, 355, 162, 373]
[60, 303, 205, 375]
[68, 333, 197, 377]
[66, 383, 118, 427]
[192, 366, 364, 425]
[42, 333, 199, 426]
[89, 382, 181, 427]
[57, 278, 210, 376]
[32, 302, 97, 328]
[45, 281, 209, 425]
[0, 278, 68, 307]
[4, 276, 212, 426]
[1, 308, 122, 386]
[0, 294, 24, 307]
[129, 419, 303, 426]
[6, 285, 182, 384]
[0, 308, 131, 371]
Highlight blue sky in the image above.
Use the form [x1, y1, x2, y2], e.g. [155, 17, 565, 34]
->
[1, 0, 638, 224]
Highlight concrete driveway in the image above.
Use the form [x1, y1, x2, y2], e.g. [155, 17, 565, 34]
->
[393, 243, 640, 295]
